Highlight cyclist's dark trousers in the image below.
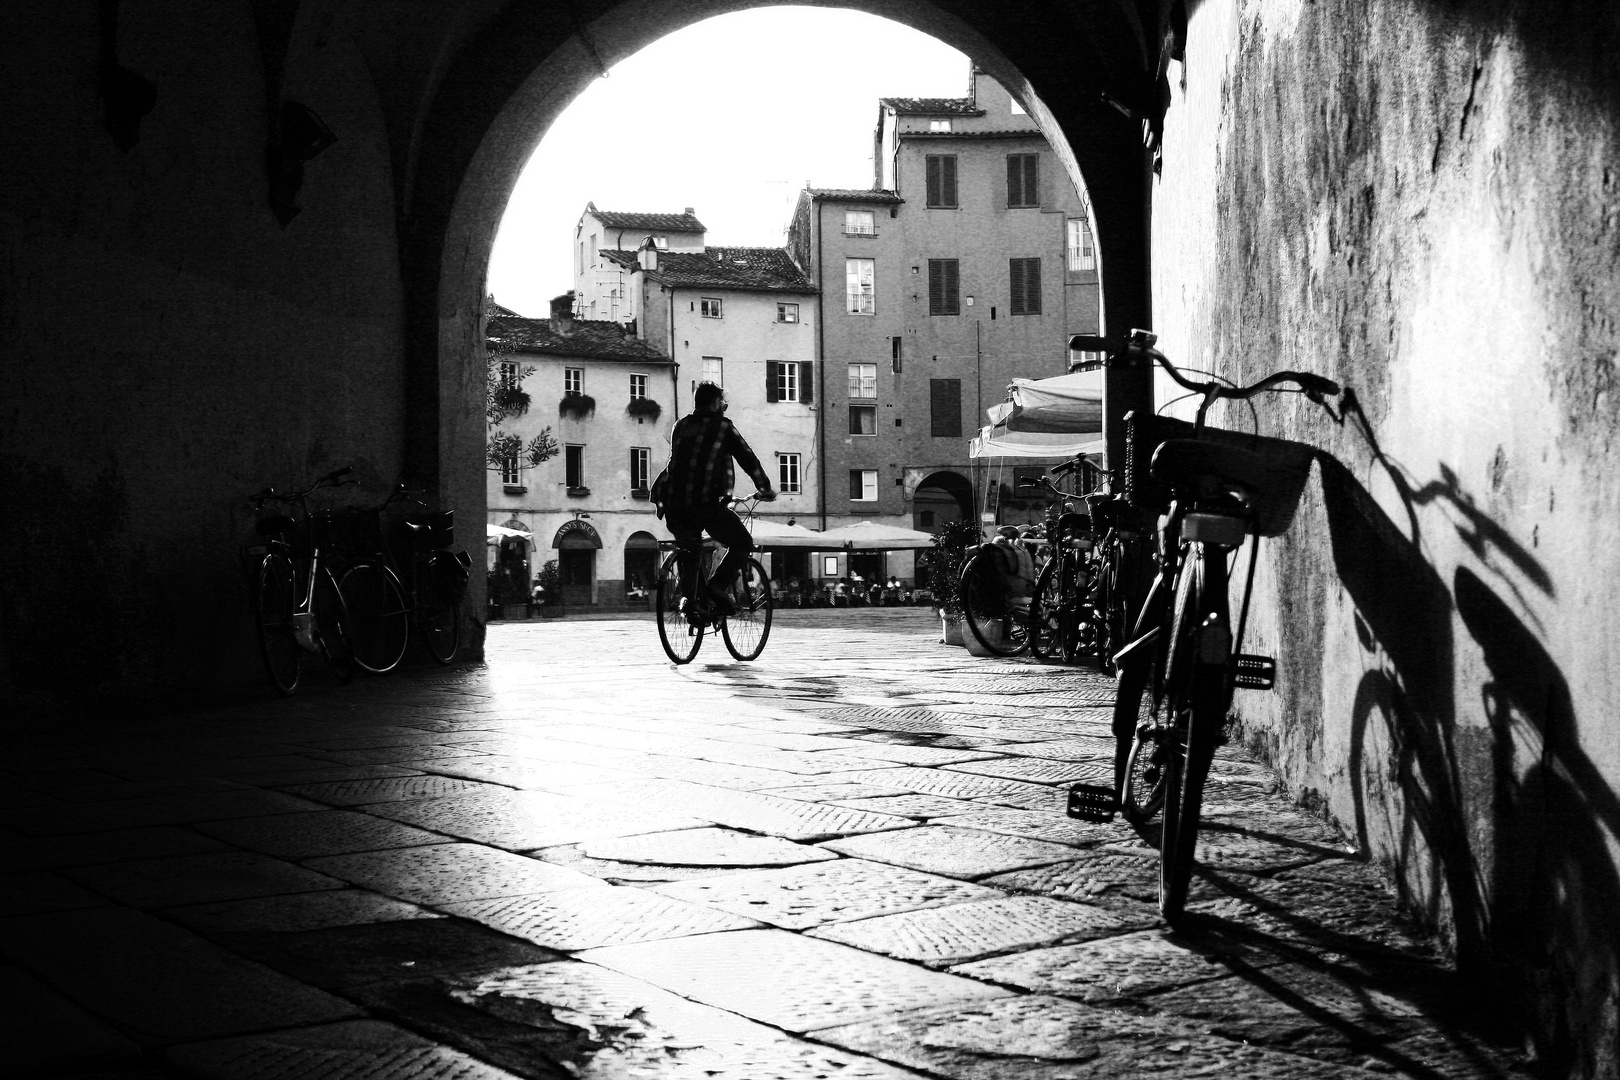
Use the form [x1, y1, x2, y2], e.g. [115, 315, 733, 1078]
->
[666, 502, 752, 598]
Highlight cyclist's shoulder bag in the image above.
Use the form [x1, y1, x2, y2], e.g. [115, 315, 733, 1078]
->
[650, 467, 669, 519]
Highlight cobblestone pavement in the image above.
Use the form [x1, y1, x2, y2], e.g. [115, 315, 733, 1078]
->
[2, 609, 1530, 1079]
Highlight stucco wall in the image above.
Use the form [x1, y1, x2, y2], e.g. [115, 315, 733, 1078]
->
[1153, 0, 1620, 1072]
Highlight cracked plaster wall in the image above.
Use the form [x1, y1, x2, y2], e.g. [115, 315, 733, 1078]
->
[1152, 0, 1620, 1072]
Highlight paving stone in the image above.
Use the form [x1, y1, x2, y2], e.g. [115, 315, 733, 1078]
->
[633, 755, 816, 789]
[579, 827, 839, 867]
[65, 851, 346, 908]
[193, 810, 445, 858]
[1, 966, 142, 1075]
[445, 886, 761, 950]
[0, 870, 113, 915]
[931, 807, 1122, 847]
[1190, 866, 1437, 959]
[996, 736, 1119, 761]
[809, 895, 1136, 966]
[278, 774, 507, 806]
[830, 794, 987, 818]
[580, 928, 1010, 1031]
[534, 843, 756, 884]
[113, 754, 351, 780]
[951, 928, 1277, 1001]
[983, 851, 1232, 911]
[735, 717, 870, 735]
[306, 843, 611, 905]
[819, 826, 1081, 879]
[445, 960, 932, 1079]
[246, 764, 425, 786]
[0, 906, 359, 1042]
[368, 789, 710, 850]
[828, 767, 1051, 801]
[1102, 822, 1334, 872]
[45, 777, 252, 802]
[721, 729, 877, 752]
[568, 778, 914, 841]
[0, 789, 325, 835]
[831, 742, 1004, 766]
[166, 889, 446, 933]
[754, 780, 913, 802]
[315, 744, 487, 765]
[810, 992, 1377, 1078]
[164, 1018, 521, 1079]
[655, 858, 1000, 928]
[944, 756, 1114, 786]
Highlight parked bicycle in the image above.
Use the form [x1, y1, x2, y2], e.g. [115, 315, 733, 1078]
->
[331, 484, 470, 674]
[1066, 329, 1339, 928]
[1020, 460, 1097, 663]
[655, 494, 774, 665]
[959, 526, 1039, 656]
[242, 467, 358, 695]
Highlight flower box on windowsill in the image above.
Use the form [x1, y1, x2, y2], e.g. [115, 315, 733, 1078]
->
[630, 488, 650, 500]
[566, 486, 590, 497]
[626, 397, 661, 421]
[558, 392, 596, 420]
[502, 484, 527, 495]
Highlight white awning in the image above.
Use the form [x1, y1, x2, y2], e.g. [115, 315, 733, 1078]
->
[970, 426, 1106, 459]
[986, 372, 1103, 434]
[749, 519, 833, 550]
[815, 521, 938, 550]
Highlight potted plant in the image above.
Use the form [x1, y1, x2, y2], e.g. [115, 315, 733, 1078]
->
[626, 397, 662, 421]
[919, 517, 981, 646]
[558, 392, 596, 420]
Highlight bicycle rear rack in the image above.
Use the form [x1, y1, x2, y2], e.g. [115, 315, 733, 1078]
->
[1232, 653, 1276, 690]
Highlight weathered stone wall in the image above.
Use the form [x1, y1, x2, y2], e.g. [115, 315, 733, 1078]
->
[1152, 0, 1620, 1072]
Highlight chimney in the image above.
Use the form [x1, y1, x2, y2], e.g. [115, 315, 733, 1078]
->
[637, 235, 659, 272]
[684, 207, 694, 216]
[549, 292, 574, 335]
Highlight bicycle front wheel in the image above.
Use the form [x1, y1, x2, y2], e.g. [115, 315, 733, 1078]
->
[720, 558, 773, 661]
[1028, 560, 1063, 661]
[313, 564, 356, 684]
[253, 553, 301, 696]
[1159, 544, 1229, 924]
[416, 551, 462, 665]
[339, 560, 409, 674]
[655, 552, 704, 664]
[961, 553, 1028, 657]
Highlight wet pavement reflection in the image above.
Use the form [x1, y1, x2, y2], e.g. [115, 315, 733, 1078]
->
[1, 609, 1527, 1078]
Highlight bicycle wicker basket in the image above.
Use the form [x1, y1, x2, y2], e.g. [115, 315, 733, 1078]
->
[404, 510, 454, 550]
[1123, 411, 1317, 538]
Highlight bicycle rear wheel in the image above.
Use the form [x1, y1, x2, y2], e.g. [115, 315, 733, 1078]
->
[339, 560, 409, 674]
[655, 551, 704, 664]
[720, 558, 773, 661]
[253, 553, 301, 696]
[1159, 545, 1229, 924]
[1121, 714, 1172, 823]
[961, 552, 1028, 656]
[313, 564, 356, 684]
[1028, 560, 1063, 661]
[416, 551, 462, 665]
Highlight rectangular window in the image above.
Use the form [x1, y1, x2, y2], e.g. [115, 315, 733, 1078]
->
[846, 258, 875, 315]
[700, 356, 723, 388]
[499, 456, 520, 486]
[844, 210, 875, 235]
[777, 302, 799, 323]
[925, 155, 958, 208]
[588, 233, 597, 266]
[928, 119, 952, 133]
[700, 297, 722, 319]
[1007, 153, 1039, 207]
[629, 373, 647, 399]
[565, 445, 585, 489]
[630, 446, 650, 491]
[1067, 218, 1096, 271]
[498, 361, 519, 388]
[849, 405, 877, 436]
[848, 362, 877, 399]
[777, 453, 801, 494]
[765, 361, 814, 404]
[930, 378, 962, 438]
[564, 368, 583, 395]
[652, 236, 668, 249]
[928, 259, 960, 316]
[849, 469, 878, 502]
[1010, 257, 1042, 315]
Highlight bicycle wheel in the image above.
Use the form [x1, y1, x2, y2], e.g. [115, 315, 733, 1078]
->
[313, 564, 356, 684]
[338, 560, 409, 674]
[1158, 545, 1230, 924]
[1121, 715, 1172, 823]
[416, 552, 462, 665]
[961, 553, 1028, 656]
[253, 553, 301, 696]
[1058, 555, 1084, 664]
[1028, 560, 1063, 661]
[655, 551, 704, 664]
[720, 557, 773, 661]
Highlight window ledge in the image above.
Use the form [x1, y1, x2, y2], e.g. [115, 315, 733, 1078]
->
[566, 486, 591, 497]
[502, 484, 528, 495]
[630, 488, 650, 500]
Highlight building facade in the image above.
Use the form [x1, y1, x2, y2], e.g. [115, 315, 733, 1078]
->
[573, 204, 706, 325]
[486, 300, 675, 608]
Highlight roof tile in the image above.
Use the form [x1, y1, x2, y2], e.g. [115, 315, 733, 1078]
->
[603, 246, 815, 294]
[588, 209, 706, 232]
[880, 97, 984, 116]
[487, 316, 671, 363]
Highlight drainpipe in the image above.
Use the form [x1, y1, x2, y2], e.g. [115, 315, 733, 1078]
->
[815, 204, 828, 532]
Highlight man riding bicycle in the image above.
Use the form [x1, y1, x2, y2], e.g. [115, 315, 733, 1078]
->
[653, 382, 776, 615]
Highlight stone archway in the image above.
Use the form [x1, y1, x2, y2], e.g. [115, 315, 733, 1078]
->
[910, 470, 974, 532]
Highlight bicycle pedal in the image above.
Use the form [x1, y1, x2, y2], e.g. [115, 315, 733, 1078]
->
[1066, 782, 1117, 823]
[1233, 654, 1276, 690]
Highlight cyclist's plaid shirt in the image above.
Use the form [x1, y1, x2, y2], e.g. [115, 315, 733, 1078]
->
[664, 411, 771, 509]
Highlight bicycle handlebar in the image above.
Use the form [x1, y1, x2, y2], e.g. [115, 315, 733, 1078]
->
[246, 465, 355, 506]
[1067, 331, 1340, 404]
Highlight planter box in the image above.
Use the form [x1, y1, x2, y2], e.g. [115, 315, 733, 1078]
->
[940, 613, 966, 647]
[501, 603, 530, 621]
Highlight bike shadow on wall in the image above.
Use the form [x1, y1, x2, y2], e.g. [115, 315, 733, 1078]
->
[1321, 390, 1620, 1076]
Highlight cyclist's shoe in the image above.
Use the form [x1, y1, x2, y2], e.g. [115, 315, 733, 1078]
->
[706, 582, 737, 616]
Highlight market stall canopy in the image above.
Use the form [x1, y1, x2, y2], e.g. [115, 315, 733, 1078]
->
[816, 521, 938, 550]
[487, 523, 534, 545]
[970, 427, 1106, 459]
[749, 519, 832, 549]
[986, 372, 1103, 433]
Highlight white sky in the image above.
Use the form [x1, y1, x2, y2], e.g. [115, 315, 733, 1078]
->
[486, 6, 971, 317]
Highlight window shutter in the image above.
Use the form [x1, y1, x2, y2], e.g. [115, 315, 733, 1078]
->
[765, 361, 779, 403]
[926, 156, 941, 207]
[1023, 155, 1039, 206]
[930, 378, 962, 437]
[849, 470, 863, 500]
[1007, 155, 1022, 206]
[1025, 258, 1041, 313]
[928, 261, 943, 313]
[945, 260, 959, 314]
[1009, 259, 1025, 313]
[799, 362, 813, 404]
[942, 156, 957, 207]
